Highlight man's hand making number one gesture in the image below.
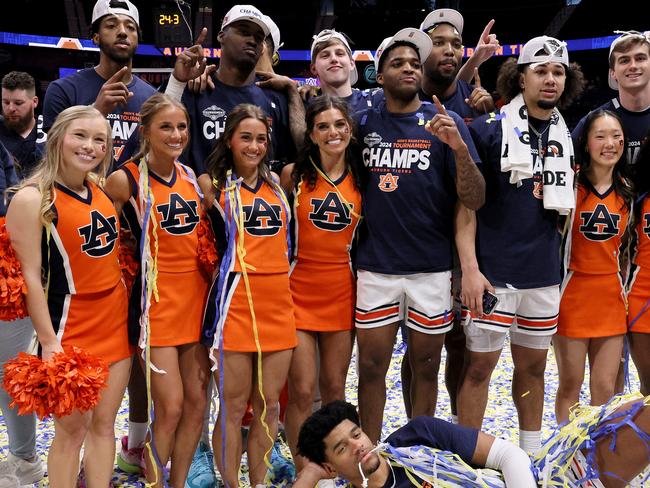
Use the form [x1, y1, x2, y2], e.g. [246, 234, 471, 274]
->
[465, 68, 494, 113]
[94, 66, 133, 116]
[172, 28, 217, 83]
[425, 95, 466, 151]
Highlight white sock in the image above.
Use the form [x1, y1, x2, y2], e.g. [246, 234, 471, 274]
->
[128, 422, 148, 449]
[519, 429, 541, 455]
[451, 414, 458, 425]
[485, 437, 536, 487]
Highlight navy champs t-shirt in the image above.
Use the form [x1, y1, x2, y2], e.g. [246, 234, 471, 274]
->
[354, 102, 481, 274]
[182, 76, 292, 175]
[43, 68, 156, 166]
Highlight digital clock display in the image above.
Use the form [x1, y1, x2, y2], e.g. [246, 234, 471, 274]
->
[158, 14, 180, 25]
[153, 3, 191, 46]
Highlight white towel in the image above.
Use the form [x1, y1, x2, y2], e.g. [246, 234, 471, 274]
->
[499, 93, 575, 215]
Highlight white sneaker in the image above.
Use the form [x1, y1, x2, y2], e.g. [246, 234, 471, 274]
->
[0, 472, 19, 488]
[1, 453, 43, 485]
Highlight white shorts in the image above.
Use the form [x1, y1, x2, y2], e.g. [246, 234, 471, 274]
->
[355, 270, 453, 335]
[465, 286, 559, 353]
[465, 319, 553, 352]
[566, 450, 605, 488]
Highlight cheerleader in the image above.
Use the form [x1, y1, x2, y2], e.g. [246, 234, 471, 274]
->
[104, 93, 210, 486]
[6, 106, 131, 487]
[201, 103, 296, 487]
[555, 109, 633, 423]
[628, 130, 650, 394]
[280, 95, 363, 470]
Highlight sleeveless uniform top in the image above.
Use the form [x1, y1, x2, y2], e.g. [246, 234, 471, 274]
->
[567, 182, 630, 275]
[211, 178, 289, 274]
[119, 160, 202, 272]
[44, 181, 121, 295]
[292, 171, 361, 264]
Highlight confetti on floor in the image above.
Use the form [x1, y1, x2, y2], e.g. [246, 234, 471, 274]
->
[0, 337, 641, 486]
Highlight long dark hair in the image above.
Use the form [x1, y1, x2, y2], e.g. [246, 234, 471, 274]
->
[575, 109, 634, 210]
[496, 57, 585, 109]
[204, 104, 274, 189]
[293, 94, 365, 191]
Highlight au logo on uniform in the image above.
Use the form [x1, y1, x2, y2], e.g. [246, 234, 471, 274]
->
[243, 198, 282, 236]
[78, 210, 118, 257]
[644, 213, 650, 237]
[579, 204, 621, 241]
[157, 193, 200, 235]
[309, 193, 352, 231]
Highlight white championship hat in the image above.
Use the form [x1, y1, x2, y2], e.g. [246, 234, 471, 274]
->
[518, 35, 569, 68]
[221, 5, 271, 37]
[420, 8, 464, 35]
[374, 27, 433, 73]
[92, 0, 139, 27]
[263, 15, 283, 56]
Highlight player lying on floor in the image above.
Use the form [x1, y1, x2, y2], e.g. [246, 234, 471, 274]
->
[293, 397, 650, 487]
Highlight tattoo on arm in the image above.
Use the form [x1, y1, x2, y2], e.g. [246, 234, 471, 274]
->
[288, 87, 306, 153]
[454, 146, 485, 210]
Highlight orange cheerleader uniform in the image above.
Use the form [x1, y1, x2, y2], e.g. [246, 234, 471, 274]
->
[202, 177, 296, 353]
[558, 183, 630, 338]
[628, 194, 650, 333]
[44, 181, 130, 364]
[290, 171, 361, 332]
[120, 160, 209, 347]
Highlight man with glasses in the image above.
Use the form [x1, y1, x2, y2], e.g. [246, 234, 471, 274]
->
[572, 30, 650, 165]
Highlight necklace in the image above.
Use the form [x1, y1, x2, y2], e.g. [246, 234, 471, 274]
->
[528, 121, 551, 162]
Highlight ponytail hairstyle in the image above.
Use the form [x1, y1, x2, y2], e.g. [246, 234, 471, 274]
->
[131, 92, 190, 163]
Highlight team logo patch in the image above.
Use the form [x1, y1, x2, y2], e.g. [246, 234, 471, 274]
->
[202, 105, 226, 121]
[643, 213, 650, 238]
[364, 132, 382, 147]
[579, 203, 621, 241]
[243, 198, 283, 236]
[378, 173, 399, 192]
[308, 193, 353, 231]
[157, 193, 200, 235]
[78, 210, 118, 258]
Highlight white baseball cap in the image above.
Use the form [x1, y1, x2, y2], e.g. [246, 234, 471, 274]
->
[311, 29, 358, 86]
[420, 8, 464, 36]
[518, 36, 569, 68]
[92, 0, 139, 27]
[608, 30, 650, 89]
[263, 15, 282, 56]
[221, 5, 270, 37]
[374, 28, 433, 73]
